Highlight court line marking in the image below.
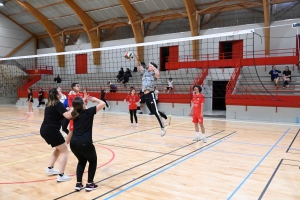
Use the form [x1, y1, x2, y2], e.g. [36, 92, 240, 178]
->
[54, 130, 226, 199]
[97, 133, 237, 200]
[227, 128, 290, 200]
[91, 132, 237, 200]
[286, 128, 300, 153]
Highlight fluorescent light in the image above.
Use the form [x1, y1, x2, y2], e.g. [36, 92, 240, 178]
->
[0, 3, 4, 6]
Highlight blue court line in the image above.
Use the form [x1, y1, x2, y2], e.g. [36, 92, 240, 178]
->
[104, 139, 226, 200]
[227, 128, 290, 200]
[207, 149, 262, 158]
[223, 140, 289, 149]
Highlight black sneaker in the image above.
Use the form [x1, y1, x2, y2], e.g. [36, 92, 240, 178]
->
[75, 182, 84, 191]
[85, 182, 98, 191]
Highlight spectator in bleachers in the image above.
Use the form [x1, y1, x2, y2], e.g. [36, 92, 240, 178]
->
[269, 66, 281, 86]
[122, 68, 132, 85]
[54, 75, 62, 83]
[37, 88, 44, 107]
[116, 67, 124, 83]
[164, 78, 174, 93]
[107, 82, 117, 93]
[282, 66, 291, 88]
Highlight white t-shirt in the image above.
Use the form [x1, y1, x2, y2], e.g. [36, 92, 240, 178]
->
[168, 80, 174, 88]
[60, 94, 67, 104]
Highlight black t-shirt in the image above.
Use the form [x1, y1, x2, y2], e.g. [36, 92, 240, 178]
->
[39, 91, 44, 99]
[42, 102, 67, 131]
[283, 70, 291, 80]
[28, 93, 33, 102]
[71, 106, 97, 144]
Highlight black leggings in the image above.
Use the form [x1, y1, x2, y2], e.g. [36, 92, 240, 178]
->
[129, 109, 138, 123]
[70, 142, 97, 183]
[61, 118, 69, 134]
[143, 92, 167, 128]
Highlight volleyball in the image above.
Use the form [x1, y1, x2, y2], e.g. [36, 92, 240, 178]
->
[124, 51, 134, 60]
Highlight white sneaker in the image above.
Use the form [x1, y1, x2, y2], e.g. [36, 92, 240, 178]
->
[167, 115, 172, 125]
[45, 168, 59, 175]
[161, 127, 167, 137]
[193, 136, 201, 142]
[136, 123, 138, 127]
[202, 136, 207, 143]
[57, 174, 71, 182]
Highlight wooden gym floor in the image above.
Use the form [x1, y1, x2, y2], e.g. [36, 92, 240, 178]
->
[0, 105, 299, 200]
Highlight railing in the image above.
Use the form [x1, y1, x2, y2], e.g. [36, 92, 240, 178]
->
[190, 62, 209, 94]
[226, 59, 241, 95]
[25, 65, 53, 74]
[0, 59, 27, 73]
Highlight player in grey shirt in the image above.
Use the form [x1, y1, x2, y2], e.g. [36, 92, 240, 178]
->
[134, 52, 171, 137]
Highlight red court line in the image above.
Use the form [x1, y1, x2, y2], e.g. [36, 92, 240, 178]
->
[0, 145, 115, 185]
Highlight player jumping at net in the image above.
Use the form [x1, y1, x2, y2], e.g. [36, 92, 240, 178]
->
[133, 52, 171, 136]
[189, 85, 207, 142]
[124, 88, 140, 127]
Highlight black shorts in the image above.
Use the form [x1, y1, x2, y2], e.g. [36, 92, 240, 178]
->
[166, 87, 173, 90]
[40, 125, 65, 147]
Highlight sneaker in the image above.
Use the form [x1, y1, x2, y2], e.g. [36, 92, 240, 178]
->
[57, 174, 72, 182]
[45, 167, 59, 175]
[202, 136, 207, 143]
[85, 182, 98, 191]
[161, 127, 167, 137]
[75, 182, 84, 191]
[136, 123, 138, 127]
[193, 136, 201, 142]
[167, 115, 172, 125]
[131, 123, 133, 127]
[149, 113, 153, 115]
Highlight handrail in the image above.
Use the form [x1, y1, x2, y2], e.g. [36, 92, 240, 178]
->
[226, 59, 241, 95]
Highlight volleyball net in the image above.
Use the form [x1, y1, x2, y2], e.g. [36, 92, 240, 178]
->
[0, 24, 299, 106]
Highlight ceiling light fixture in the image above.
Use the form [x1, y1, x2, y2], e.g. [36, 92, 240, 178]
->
[0, 1, 5, 6]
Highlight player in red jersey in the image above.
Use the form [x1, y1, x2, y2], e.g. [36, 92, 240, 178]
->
[66, 83, 88, 144]
[189, 85, 206, 142]
[124, 88, 141, 127]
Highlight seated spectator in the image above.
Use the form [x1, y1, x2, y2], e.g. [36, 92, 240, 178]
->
[165, 78, 174, 93]
[54, 75, 62, 83]
[122, 68, 132, 85]
[107, 82, 117, 93]
[282, 66, 291, 88]
[116, 67, 124, 83]
[269, 66, 281, 86]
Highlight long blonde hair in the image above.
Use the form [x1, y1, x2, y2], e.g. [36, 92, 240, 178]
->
[46, 88, 60, 107]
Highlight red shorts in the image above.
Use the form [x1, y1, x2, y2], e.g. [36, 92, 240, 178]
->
[192, 115, 203, 124]
[69, 120, 74, 131]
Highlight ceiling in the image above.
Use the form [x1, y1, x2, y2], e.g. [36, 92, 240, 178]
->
[0, 0, 298, 46]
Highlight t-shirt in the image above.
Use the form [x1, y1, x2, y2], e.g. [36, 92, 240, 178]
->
[192, 93, 205, 115]
[283, 70, 291, 80]
[68, 92, 85, 108]
[125, 94, 140, 110]
[168, 80, 174, 87]
[71, 106, 97, 144]
[272, 70, 279, 78]
[142, 70, 155, 92]
[28, 93, 33, 102]
[38, 91, 44, 99]
[60, 94, 67, 104]
[41, 102, 67, 132]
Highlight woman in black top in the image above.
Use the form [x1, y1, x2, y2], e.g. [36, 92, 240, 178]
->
[268, 65, 281, 86]
[40, 88, 73, 182]
[282, 66, 291, 88]
[26, 88, 33, 114]
[37, 88, 44, 107]
[100, 89, 110, 110]
[70, 96, 105, 191]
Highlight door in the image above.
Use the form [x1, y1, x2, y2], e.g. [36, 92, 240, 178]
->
[160, 46, 178, 71]
[76, 54, 87, 74]
[212, 81, 228, 110]
[232, 40, 243, 59]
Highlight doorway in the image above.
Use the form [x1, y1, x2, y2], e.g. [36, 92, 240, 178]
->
[212, 81, 228, 110]
[160, 46, 178, 71]
[76, 54, 87, 74]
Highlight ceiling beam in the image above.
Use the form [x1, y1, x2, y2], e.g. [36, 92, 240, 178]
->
[16, 0, 65, 67]
[197, 0, 228, 15]
[4, 36, 34, 58]
[269, 0, 298, 4]
[0, 10, 34, 35]
[263, 0, 270, 55]
[184, 0, 199, 60]
[63, 0, 100, 65]
[119, 0, 144, 62]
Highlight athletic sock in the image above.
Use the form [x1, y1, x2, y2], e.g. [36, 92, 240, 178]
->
[59, 173, 64, 177]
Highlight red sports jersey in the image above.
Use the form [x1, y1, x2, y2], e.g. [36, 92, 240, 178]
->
[125, 94, 139, 110]
[68, 92, 86, 131]
[192, 93, 205, 115]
